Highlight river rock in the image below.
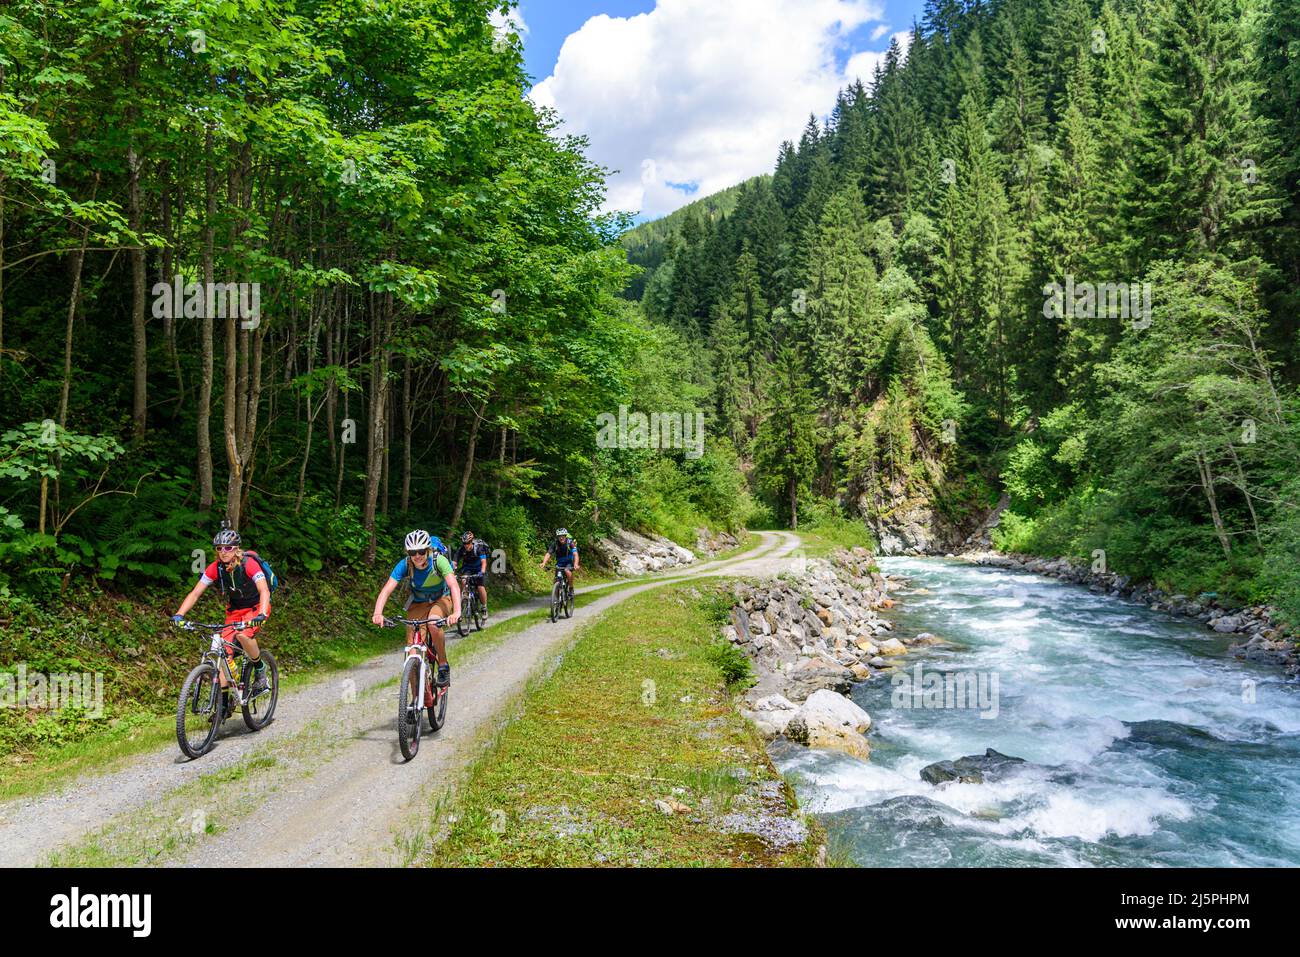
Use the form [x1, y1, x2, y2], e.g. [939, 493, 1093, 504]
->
[876, 637, 907, 657]
[744, 694, 800, 738]
[854, 637, 879, 655]
[920, 748, 1026, 785]
[783, 660, 854, 701]
[784, 690, 872, 761]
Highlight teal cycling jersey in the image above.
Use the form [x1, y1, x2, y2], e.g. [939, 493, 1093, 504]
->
[391, 554, 455, 600]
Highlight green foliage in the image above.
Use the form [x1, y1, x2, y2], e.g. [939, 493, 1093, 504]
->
[707, 638, 755, 690]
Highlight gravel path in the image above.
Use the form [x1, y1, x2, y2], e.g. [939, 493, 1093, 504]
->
[0, 531, 800, 867]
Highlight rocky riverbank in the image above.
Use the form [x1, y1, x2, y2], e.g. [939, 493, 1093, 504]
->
[966, 550, 1300, 678]
[721, 548, 924, 762]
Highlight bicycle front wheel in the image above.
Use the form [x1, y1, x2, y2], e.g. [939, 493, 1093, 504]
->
[177, 662, 221, 759]
[427, 682, 448, 732]
[550, 583, 562, 622]
[566, 583, 575, 618]
[398, 656, 422, 761]
[241, 649, 279, 732]
[457, 597, 470, 637]
[473, 595, 485, 631]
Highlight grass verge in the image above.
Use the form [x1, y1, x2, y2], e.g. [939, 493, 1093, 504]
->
[422, 581, 823, 867]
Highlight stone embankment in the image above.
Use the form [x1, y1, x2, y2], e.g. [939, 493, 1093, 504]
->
[721, 548, 927, 761]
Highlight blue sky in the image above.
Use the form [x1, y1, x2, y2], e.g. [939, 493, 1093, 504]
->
[517, 0, 927, 87]
[508, 0, 927, 221]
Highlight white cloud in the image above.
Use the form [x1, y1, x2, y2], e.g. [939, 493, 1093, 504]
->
[845, 30, 913, 91]
[529, 0, 894, 219]
[490, 6, 530, 42]
[870, 23, 890, 40]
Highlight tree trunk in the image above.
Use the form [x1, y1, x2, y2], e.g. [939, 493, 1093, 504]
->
[59, 229, 91, 428]
[362, 292, 392, 562]
[197, 135, 216, 510]
[401, 354, 412, 513]
[1195, 449, 1231, 558]
[126, 38, 148, 441]
[449, 399, 486, 532]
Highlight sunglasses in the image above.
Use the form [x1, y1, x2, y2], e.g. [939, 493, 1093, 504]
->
[407, 549, 429, 558]
[216, 545, 239, 553]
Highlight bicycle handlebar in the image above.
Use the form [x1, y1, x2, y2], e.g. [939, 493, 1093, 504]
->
[382, 616, 449, 628]
[175, 619, 259, 632]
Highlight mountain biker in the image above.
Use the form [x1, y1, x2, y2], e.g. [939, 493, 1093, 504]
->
[172, 525, 272, 696]
[539, 527, 579, 592]
[371, 530, 461, 693]
[453, 530, 491, 620]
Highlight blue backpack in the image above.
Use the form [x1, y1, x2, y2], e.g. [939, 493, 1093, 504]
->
[244, 550, 280, 594]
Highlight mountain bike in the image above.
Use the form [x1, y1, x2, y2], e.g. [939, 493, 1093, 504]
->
[549, 567, 575, 623]
[174, 620, 279, 760]
[455, 575, 487, 636]
[383, 615, 449, 761]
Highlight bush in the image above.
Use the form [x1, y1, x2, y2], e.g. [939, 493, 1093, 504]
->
[707, 639, 754, 690]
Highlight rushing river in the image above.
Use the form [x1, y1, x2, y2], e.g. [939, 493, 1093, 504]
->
[770, 557, 1300, 867]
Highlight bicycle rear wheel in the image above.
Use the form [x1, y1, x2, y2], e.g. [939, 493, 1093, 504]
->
[177, 662, 221, 759]
[457, 594, 471, 636]
[398, 656, 422, 761]
[241, 649, 279, 731]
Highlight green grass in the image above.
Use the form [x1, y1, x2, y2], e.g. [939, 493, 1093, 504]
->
[796, 517, 875, 558]
[422, 582, 823, 867]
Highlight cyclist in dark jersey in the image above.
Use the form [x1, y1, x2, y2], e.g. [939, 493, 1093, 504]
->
[172, 526, 271, 695]
[453, 530, 491, 620]
[539, 527, 579, 592]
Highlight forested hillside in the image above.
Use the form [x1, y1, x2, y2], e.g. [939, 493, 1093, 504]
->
[0, 0, 748, 601]
[621, 175, 765, 300]
[627, 0, 1300, 621]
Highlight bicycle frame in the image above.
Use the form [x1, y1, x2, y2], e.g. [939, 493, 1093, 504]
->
[183, 620, 256, 706]
[384, 615, 448, 699]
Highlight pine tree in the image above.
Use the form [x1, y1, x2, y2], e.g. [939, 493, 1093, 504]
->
[752, 342, 818, 528]
[866, 37, 926, 222]
[803, 188, 882, 404]
[1124, 0, 1281, 265]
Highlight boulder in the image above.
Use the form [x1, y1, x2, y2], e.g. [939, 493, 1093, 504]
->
[744, 694, 800, 738]
[785, 690, 872, 761]
[920, 748, 1025, 785]
[784, 660, 854, 701]
[876, 637, 908, 657]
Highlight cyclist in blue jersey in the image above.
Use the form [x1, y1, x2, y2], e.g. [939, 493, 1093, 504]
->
[372, 530, 461, 691]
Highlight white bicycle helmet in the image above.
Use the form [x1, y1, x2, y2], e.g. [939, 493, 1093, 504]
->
[556, 527, 569, 538]
[404, 529, 431, 552]
[213, 526, 241, 547]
